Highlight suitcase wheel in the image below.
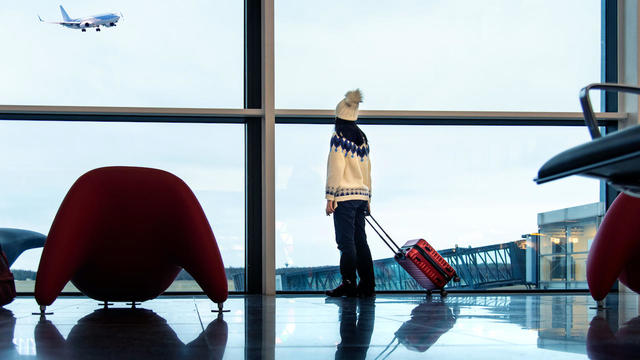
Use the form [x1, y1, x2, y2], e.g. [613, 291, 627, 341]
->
[441, 289, 448, 298]
[426, 289, 433, 297]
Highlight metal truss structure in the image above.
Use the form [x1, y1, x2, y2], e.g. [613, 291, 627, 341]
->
[233, 239, 532, 292]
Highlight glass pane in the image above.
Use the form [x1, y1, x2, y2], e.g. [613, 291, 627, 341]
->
[275, 124, 598, 291]
[569, 253, 588, 282]
[276, 0, 601, 111]
[1, 1, 243, 107]
[568, 219, 597, 253]
[539, 227, 567, 256]
[3, 121, 245, 292]
[540, 255, 567, 288]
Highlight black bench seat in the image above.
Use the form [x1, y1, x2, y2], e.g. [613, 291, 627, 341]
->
[536, 124, 640, 187]
[535, 83, 640, 195]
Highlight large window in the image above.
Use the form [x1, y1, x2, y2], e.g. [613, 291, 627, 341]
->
[276, 0, 601, 111]
[2, 121, 245, 292]
[275, 124, 600, 291]
[0, 1, 617, 295]
[1, 1, 243, 107]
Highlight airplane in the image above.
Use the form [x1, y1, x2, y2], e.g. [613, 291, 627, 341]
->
[38, 5, 122, 32]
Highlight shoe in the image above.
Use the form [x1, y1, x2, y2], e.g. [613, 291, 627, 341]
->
[325, 280, 357, 297]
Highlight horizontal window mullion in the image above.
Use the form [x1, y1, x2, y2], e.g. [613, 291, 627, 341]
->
[275, 110, 625, 126]
[0, 105, 262, 118]
[0, 113, 259, 124]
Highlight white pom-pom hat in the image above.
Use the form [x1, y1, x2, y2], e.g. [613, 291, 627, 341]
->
[335, 89, 363, 121]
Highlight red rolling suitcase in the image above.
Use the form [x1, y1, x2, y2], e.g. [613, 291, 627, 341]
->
[365, 214, 459, 295]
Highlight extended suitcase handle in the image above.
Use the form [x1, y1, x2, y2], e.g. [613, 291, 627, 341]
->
[365, 214, 402, 254]
[367, 214, 461, 283]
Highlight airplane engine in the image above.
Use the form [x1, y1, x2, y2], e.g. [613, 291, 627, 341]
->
[83, 22, 91, 28]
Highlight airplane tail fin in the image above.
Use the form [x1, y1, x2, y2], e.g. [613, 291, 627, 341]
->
[59, 5, 71, 21]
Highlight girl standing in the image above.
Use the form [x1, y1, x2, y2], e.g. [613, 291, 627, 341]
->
[325, 89, 375, 297]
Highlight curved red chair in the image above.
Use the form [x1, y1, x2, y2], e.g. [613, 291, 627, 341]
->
[587, 193, 640, 301]
[35, 166, 228, 309]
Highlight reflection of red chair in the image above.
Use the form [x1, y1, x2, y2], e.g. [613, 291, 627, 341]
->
[35, 166, 228, 310]
[35, 309, 228, 359]
[587, 314, 640, 359]
[587, 193, 640, 302]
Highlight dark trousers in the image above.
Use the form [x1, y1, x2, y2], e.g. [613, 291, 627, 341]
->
[333, 200, 375, 289]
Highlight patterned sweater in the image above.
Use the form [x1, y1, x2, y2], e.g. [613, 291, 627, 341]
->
[325, 132, 372, 202]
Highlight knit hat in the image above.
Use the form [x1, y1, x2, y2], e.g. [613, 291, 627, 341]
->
[335, 89, 363, 121]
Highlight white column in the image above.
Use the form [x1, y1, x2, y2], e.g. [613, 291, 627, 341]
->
[619, 0, 640, 128]
[261, 0, 276, 296]
[617, 0, 640, 298]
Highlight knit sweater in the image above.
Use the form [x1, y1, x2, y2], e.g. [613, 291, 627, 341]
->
[325, 132, 372, 202]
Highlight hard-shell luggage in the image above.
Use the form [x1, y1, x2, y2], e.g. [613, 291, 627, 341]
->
[365, 214, 459, 295]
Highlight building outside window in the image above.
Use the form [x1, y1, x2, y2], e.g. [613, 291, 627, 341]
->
[538, 202, 604, 289]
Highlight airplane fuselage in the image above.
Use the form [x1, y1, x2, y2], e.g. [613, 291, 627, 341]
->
[39, 6, 122, 32]
[62, 13, 121, 30]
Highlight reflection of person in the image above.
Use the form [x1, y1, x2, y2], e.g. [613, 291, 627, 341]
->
[327, 297, 375, 360]
[325, 89, 375, 298]
[587, 313, 640, 359]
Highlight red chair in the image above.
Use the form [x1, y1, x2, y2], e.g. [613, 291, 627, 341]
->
[35, 166, 228, 311]
[587, 193, 640, 302]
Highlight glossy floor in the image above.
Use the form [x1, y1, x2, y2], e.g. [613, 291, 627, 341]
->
[0, 293, 638, 359]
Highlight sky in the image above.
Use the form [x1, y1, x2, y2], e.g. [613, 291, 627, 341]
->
[0, 0, 243, 107]
[1, 1, 602, 272]
[275, 0, 601, 111]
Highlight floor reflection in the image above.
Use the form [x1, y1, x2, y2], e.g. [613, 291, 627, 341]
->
[326, 297, 375, 360]
[34, 308, 227, 359]
[0, 308, 18, 359]
[395, 298, 457, 352]
[5, 294, 640, 359]
[587, 312, 640, 359]
[377, 298, 457, 358]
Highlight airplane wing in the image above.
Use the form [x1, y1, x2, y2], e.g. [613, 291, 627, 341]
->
[38, 15, 80, 25]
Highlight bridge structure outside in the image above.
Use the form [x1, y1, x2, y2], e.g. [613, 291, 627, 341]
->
[233, 239, 533, 292]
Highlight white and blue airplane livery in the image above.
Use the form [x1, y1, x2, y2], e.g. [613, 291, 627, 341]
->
[38, 5, 122, 32]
